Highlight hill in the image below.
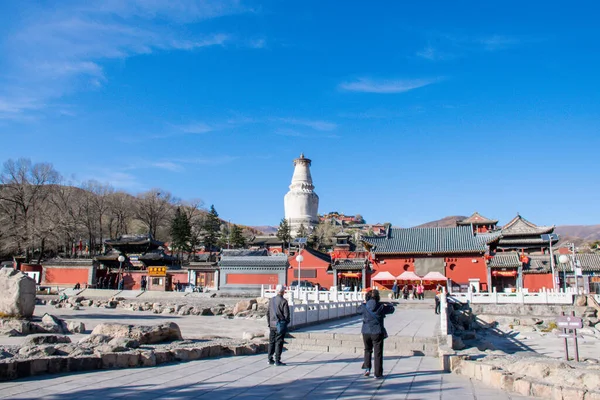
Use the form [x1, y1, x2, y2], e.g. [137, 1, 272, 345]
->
[412, 216, 468, 228]
[250, 226, 278, 235]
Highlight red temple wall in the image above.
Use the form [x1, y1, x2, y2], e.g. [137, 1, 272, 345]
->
[288, 251, 332, 288]
[226, 274, 279, 285]
[370, 254, 488, 290]
[523, 274, 554, 291]
[43, 267, 90, 285]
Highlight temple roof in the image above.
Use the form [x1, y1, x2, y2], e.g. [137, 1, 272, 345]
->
[525, 255, 553, 274]
[556, 253, 600, 272]
[488, 253, 521, 269]
[500, 214, 554, 237]
[221, 249, 268, 257]
[104, 234, 164, 248]
[362, 226, 488, 255]
[332, 258, 368, 270]
[249, 236, 284, 246]
[457, 212, 498, 226]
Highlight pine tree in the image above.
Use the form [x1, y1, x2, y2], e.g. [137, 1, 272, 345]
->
[203, 205, 221, 252]
[230, 224, 246, 248]
[277, 218, 291, 249]
[296, 223, 308, 238]
[170, 207, 191, 261]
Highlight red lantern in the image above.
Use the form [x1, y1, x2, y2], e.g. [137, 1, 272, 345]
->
[357, 272, 362, 278]
[337, 272, 342, 278]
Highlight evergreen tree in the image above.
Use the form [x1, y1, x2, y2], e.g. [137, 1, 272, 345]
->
[230, 224, 246, 248]
[203, 205, 221, 252]
[276, 218, 291, 249]
[296, 223, 308, 238]
[170, 207, 191, 261]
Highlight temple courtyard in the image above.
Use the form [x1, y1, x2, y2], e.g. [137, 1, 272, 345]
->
[0, 350, 533, 399]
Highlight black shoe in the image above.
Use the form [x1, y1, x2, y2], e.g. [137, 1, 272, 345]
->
[268, 359, 275, 365]
[275, 361, 286, 366]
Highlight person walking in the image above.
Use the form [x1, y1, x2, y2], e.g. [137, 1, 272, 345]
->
[402, 285, 410, 300]
[417, 283, 424, 300]
[434, 285, 442, 314]
[140, 276, 147, 291]
[392, 281, 399, 300]
[266, 284, 290, 366]
[358, 289, 395, 379]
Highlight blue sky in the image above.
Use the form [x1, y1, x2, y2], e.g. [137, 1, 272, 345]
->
[1, 1, 599, 228]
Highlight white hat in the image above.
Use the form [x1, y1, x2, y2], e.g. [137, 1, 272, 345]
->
[275, 284, 284, 293]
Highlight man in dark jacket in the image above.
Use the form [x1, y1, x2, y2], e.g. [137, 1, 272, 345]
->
[266, 284, 290, 366]
[358, 289, 395, 379]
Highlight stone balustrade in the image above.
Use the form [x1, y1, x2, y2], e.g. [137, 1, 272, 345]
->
[261, 285, 364, 328]
[449, 288, 579, 305]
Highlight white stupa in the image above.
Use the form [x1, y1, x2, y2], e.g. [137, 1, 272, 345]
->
[284, 153, 319, 236]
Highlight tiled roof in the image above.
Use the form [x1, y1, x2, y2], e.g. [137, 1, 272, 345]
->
[249, 236, 284, 246]
[361, 226, 487, 255]
[219, 255, 289, 268]
[457, 212, 498, 225]
[332, 258, 367, 270]
[488, 253, 521, 269]
[556, 253, 600, 272]
[477, 231, 503, 244]
[524, 255, 553, 274]
[498, 237, 556, 245]
[221, 249, 268, 257]
[500, 214, 554, 237]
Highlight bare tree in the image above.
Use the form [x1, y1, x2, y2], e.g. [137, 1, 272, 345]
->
[134, 189, 174, 239]
[106, 191, 133, 239]
[0, 159, 60, 261]
[82, 180, 114, 254]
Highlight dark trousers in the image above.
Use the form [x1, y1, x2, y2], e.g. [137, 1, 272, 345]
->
[362, 333, 385, 377]
[434, 297, 440, 314]
[268, 328, 285, 362]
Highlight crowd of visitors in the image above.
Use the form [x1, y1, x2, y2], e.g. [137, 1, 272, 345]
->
[391, 281, 426, 300]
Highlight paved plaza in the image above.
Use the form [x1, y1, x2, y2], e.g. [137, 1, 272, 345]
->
[297, 300, 439, 339]
[0, 350, 533, 399]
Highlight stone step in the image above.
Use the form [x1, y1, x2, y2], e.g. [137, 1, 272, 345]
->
[288, 332, 438, 345]
[285, 333, 439, 357]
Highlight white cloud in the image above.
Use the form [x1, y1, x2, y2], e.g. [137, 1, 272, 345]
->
[178, 122, 214, 134]
[416, 46, 455, 61]
[276, 118, 337, 131]
[0, 1, 253, 118]
[339, 78, 440, 94]
[151, 162, 184, 172]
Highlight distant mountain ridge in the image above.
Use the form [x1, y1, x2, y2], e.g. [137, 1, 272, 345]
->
[413, 216, 600, 248]
[250, 225, 278, 235]
[413, 216, 468, 228]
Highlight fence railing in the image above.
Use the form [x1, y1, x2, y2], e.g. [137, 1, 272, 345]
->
[261, 285, 364, 328]
[449, 288, 578, 305]
[260, 285, 365, 304]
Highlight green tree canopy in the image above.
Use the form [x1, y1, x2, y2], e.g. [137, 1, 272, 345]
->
[202, 205, 221, 252]
[296, 223, 308, 238]
[230, 224, 246, 248]
[170, 207, 191, 258]
[277, 218, 291, 248]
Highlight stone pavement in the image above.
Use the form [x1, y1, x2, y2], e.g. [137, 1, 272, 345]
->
[297, 300, 439, 339]
[0, 351, 533, 399]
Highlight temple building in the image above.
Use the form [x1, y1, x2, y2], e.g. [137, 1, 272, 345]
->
[494, 214, 557, 253]
[218, 249, 289, 295]
[457, 212, 498, 234]
[284, 153, 319, 236]
[362, 226, 495, 292]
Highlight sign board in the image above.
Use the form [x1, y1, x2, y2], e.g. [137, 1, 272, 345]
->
[557, 332, 574, 338]
[556, 316, 583, 329]
[148, 266, 167, 277]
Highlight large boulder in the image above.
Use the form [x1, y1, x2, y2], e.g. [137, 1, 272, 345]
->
[23, 334, 71, 346]
[91, 322, 183, 344]
[0, 267, 36, 318]
[233, 299, 257, 315]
